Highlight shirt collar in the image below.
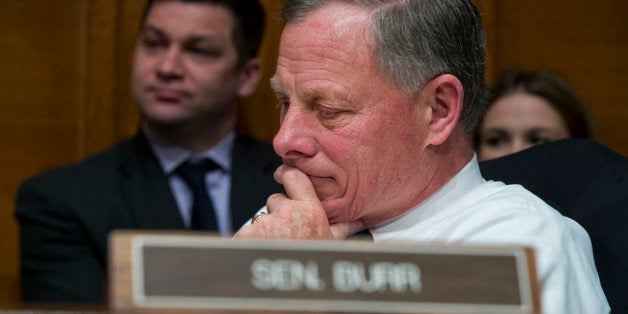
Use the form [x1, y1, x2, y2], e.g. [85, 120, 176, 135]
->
[371, 154, 485, 238]
[143, 127, 235, 175]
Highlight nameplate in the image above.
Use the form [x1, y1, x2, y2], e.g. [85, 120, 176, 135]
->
[109, 231, 539, 313]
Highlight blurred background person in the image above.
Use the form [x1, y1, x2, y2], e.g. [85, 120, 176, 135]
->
[16, 0, 282, 304]
[476, 68, 594, 161]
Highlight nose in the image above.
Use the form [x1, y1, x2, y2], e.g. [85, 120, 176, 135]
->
[273, 106, 317, 160]
[511, 138, 533, 155]
[156, 47, 184, 80]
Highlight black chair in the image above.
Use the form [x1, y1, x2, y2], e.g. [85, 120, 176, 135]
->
[480, 138, 627, 313]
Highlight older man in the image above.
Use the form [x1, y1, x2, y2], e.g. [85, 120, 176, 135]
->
[236, 0, 609, 313]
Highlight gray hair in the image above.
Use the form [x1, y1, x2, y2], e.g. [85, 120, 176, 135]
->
[281, 0, 487, 134]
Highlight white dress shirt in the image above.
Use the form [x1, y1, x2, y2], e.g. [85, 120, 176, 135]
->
[371, 156, 610, 314]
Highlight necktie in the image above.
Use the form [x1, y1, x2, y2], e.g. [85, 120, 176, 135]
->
[175, 159, 220, 231]
[348, 229, 373, 241]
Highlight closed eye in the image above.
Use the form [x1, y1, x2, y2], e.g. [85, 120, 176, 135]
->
[318, 108, 339, 119]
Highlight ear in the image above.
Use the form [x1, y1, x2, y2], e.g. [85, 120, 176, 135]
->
[423, 74, 464, 146]
[236, 58, 262, 97]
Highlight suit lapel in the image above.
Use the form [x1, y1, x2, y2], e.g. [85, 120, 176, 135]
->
[229, 136, 284, 230]
[117, 132, 185, 229]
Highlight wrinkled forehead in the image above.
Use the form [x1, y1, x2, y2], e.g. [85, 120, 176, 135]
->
[278, 4, 375, 75]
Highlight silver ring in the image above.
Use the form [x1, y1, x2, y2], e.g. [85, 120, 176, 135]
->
[251, 212, 267, 224]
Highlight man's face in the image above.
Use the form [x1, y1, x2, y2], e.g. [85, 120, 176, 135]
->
[132, 1, 246, 128]
[272, 4, 433, 226]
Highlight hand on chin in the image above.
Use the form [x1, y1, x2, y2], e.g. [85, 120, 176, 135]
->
[234, 165, 363, 239]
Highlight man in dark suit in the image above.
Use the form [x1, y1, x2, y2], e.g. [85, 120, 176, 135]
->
[16, 0, 283, 303]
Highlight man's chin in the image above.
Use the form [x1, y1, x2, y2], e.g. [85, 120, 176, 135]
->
[320, 198, 350, 224]
[142, 113, 192, 128]
[311, 177, 343, 199]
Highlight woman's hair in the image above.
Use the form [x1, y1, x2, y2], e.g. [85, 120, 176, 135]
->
[484, 68, 594, 139]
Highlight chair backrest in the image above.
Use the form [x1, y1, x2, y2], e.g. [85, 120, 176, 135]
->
[479, 138, 628, 313]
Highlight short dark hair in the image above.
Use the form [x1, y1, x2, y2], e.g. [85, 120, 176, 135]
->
[486, 68, 594, 139]
[141, 0, 266, 65]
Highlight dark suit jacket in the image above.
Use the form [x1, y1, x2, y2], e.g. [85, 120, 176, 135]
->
[480, 139, 627, 313]
[16, 131, 283, 303]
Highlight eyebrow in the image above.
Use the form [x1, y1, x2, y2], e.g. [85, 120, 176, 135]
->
[269, 76, 349, 105]
[141, 24, 223, 44]
[301, 87, 348, 105]
[269, 76, 285, 94]
[140, 25, 164, 36]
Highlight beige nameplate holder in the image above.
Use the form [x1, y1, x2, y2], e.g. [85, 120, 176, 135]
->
[109, 231, 540, 313]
